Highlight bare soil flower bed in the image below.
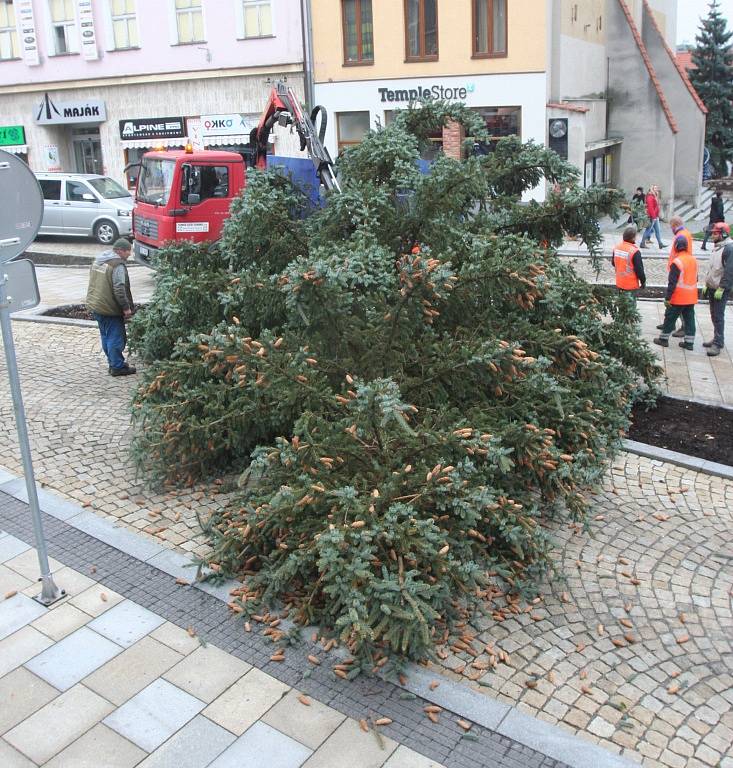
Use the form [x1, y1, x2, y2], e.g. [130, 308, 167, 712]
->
[42, 304, 145, 321]
[629, 395, 733, 466]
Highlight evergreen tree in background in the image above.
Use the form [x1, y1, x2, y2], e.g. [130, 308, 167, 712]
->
[691, 0, 733, 176]
[129, 104, 661, 667]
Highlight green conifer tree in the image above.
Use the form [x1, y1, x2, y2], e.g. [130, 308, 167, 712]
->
[690, 0, 733, 176]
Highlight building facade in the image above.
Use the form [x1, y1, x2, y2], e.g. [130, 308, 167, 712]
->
[0, 0, 305, 186]
[310, 0, 548, 194]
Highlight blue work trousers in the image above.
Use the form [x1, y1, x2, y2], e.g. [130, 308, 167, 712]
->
[709, 289, 729, 348]
[93, 313, 127, 370]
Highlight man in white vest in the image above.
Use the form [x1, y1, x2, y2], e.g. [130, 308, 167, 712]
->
[701, 222, 732, 357]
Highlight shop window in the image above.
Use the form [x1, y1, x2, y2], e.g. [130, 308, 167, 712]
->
[0, 1, 19, 60]
[473, 0, 506, 58]
[238, 0, 272, 38]
[48, 0, 79, 55]
[181, 165, 230, 204]
[109, 0, 138, 49]
[385, 109, 442, 160]
[39, 179, 62, 201]
[336, 111, 370, 153]
[342, 0, 373, 65]
[471, 106, 520, 153]
[404, 0, 437, 61]
[174, 0, 204, 44]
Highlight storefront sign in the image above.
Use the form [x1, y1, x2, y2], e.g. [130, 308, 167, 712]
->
[119, 117, 186, 140]
[76, 0, 99, 61]
[35, 94, 106, 125]
[44, 145, 61, 172]
[0, 126, 26, 147]
[14, 0, 40, 66]
[200, 114, 252, 137]
[377, 83, 475, 103]
[186, 118, 205, 151]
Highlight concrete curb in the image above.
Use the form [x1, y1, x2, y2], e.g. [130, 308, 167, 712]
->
[623, 439, 733, 481]
[0, 465, 641, 768]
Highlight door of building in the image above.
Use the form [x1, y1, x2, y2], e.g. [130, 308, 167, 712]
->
[72, 130, 103, 175]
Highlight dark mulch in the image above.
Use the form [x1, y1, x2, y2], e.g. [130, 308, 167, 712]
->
[42, 304, 145, 321]
[629, 395, 733, 466]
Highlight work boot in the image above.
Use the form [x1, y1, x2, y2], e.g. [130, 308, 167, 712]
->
[653, 337, 669, 347]
[672, 328, 685, 338]
[656, 323, 664, 330]
[702, 340, 714, 348]
[706, 344, 722, 357]
[110, 365, 137, 376]
[659, 243, 668, 248]
[678, 342, 694, 351]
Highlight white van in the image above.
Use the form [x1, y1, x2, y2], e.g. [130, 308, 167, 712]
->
[35, 172, 134, 245]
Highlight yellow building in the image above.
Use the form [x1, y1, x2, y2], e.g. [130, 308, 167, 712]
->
[311, 0, 548, 164]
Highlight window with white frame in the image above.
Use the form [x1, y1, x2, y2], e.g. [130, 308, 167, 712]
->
[48, 0, 79, 55]
[0, 1, 19, 61]
[240, 0, 272, 38]
[109, 0, 138, 49]
[175, 0, 204, 44]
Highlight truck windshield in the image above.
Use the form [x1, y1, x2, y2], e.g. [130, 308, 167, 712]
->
[88, 177, 131, 200]
[137, 158, 176, 205]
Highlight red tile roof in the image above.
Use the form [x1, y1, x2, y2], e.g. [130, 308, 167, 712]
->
[676, 50, 694, 72]
[642, 1, 707, 114]
[547, 101, 590, 113]
[616, 0, 678, 134]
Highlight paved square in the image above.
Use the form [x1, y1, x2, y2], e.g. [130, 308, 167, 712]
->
[25, 625, 122, 690]
[0, 593, 47, 641]
[0, 667, 58, 735]
[0, 625, 53, 678]
[103, 678, 205, 752]
[42, 723, 147, 768]
[262, 689, 346, 750]
[136, 714, 235, 768]
[163, 644, 251, 703]
[88, 599, 165, 647]
[209, 721, 313, 768]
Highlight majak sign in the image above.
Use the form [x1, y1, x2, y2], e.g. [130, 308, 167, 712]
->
[35, 93, 106, 125]
[119, 117, 186, 140]
[378, 83, 476, 103]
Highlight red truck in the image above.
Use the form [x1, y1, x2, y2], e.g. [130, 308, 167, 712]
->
[132, 83, 338, 266]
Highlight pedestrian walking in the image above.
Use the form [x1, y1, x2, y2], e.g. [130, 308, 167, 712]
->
[653, 233, 699, 351]
[640, 185, 667, 249]
[628, 186, 645, 226]
[85, 238, 136, 376]
[700, 190, 725, 251]
[612, 225, 646, 297]
[701, 222, 732, 356]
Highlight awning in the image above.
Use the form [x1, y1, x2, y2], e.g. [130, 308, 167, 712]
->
[121, 137, 185, 149]
[204, 134, 251, 146]
[585, 138, 623, 152]
[2, 144, 28, 154]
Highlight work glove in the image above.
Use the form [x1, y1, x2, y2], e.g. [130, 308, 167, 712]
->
[714, 287, 724, 300]
[664, 299, 671, 309]
[701, 286, 707, 297]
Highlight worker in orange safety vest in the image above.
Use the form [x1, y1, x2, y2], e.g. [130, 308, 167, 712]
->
[612, 226, 646, 296]
[653, 233, 699, 351]
[656, 216, 694, 337]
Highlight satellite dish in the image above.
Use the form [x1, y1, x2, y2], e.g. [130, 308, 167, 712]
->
[0, 149, 44, 265]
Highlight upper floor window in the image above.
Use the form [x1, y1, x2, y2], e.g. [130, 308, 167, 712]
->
[342, 0, 373, 65]
[0, 1, 18, 60]
[49, 0, 79, 55]
[110, 0, 138, 49]
[404, 0, 437, 61]
[175, 0, 204, 44]
[473, 0, 506, 58]
[238, 0, 272, 38]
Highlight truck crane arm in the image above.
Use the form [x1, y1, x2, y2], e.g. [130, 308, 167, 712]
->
[250, 81, 341, 193]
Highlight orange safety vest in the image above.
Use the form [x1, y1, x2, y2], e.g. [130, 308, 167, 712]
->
[613, 241, 641, 290]
[668, 228, 693, 268]
[670, 251, 698, 305]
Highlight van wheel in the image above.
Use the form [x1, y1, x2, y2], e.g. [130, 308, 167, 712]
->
[94, 220, 118, 245]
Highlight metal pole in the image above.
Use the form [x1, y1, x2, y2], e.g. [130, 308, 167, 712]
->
[0, 273, 63, 605]
[300, 0, 315, 110]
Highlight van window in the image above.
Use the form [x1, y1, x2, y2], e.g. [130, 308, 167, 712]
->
[88, 177, 131, 200]
[39, 179, 62, 201]
[181, 165, 229, 204]
[66, 181, 95, 203]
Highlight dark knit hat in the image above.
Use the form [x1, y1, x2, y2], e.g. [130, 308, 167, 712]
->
[112, 238, 132, 251]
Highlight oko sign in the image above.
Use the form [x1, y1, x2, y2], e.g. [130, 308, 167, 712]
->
[200, 114, 251, 137]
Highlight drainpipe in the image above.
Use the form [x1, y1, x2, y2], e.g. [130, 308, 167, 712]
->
[300, 0, 315, 109]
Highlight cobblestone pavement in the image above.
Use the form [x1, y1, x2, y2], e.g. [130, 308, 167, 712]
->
[26, 236, 105, 260]
[431, 453, 733, 768]
[0, 498, 565, 768]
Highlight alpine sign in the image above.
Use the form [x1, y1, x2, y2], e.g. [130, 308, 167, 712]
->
[119, 117, 186, 140]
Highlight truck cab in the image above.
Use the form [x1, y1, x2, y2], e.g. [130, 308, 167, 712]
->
[132, 149, 245, 266]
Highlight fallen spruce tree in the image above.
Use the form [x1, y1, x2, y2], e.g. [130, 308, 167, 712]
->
[129, 103, 661, 668]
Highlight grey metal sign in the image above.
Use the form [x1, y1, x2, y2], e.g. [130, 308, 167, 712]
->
[0, 149, 44, 264]
[2, 260, 40, 311]
[35, 93, 106, 125]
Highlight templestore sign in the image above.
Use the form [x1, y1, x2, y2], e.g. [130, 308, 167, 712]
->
[378, 83, 476, 103]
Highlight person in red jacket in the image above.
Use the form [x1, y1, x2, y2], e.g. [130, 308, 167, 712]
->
[640, 185, 667, 249]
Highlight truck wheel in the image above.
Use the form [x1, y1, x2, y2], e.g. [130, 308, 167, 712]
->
[94, 220, 118, 245]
